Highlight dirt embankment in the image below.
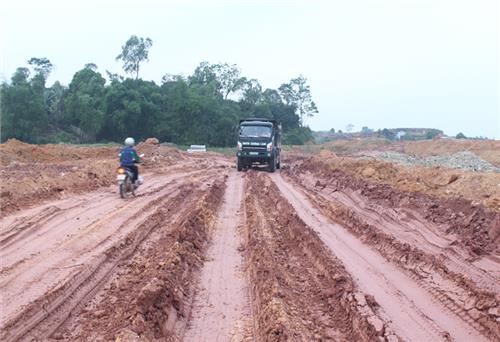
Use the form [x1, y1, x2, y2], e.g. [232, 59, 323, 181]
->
[0, 139, 186, 216]
[243, 172, 383, 341]
[293, 150, 500, 212]
[282, 159, 500, 339]
[286, 156, 500, 255]
[320, 138, 500, 167]
[403, 139, 500, 167]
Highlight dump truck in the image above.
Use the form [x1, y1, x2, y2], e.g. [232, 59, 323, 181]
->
[236, 118, 281, 172]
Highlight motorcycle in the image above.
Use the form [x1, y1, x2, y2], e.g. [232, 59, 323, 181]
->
[117, 154, 144, 198]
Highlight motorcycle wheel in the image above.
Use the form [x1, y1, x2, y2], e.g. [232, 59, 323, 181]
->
[119, 183, 126, 198]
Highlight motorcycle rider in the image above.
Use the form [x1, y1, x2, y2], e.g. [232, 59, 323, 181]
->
[119, 137, 141, 184]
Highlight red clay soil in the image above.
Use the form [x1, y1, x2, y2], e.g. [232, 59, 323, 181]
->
[271, 172, 493, 341]
[281, 161, 500, 340]
[243, 172, 382, 341]
[0, 139, 189, 217]
[0, 165, 226, 341]
[287, 157, 500, 255]
[183, 172, 252, 341]
[58, 179, 226, 341]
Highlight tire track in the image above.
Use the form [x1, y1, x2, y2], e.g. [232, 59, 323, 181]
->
[270, 172, 489, 342]
[183, 172, 252, 342]
[0, 168, 219, 338]
[2, 186, 203, 341]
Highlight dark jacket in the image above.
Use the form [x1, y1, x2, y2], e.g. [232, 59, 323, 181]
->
[120, 146, 141, 166]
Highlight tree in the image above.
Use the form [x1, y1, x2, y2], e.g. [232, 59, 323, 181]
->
[216, 63, 247, 100]
[45, 81, 67, 125]
[345, 123, 354, 132]
[64, 66, 106, 141]
[361, 126, 373, 134]
[116, 35, 153, 79]
[188, 62, 247, 99]
[1, 67, 47, 142]
[456, 132, 467, 139]
[28, 57, 53, 81]
[278, 75, 318, 125]
[241, 79, 262, 105]
[161, 73, 185, 84]
[380, 128, 396, 140]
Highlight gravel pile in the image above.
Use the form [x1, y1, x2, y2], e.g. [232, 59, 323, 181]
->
[375, 151, 500, 172]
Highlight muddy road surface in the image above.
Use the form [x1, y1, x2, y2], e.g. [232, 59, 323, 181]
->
[1, 144, 499, 341]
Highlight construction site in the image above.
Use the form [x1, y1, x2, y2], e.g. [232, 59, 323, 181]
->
[0, 138, 499, 342]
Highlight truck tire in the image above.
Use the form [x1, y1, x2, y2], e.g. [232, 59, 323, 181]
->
[276, 156, 281, 169]
[269, 156, 276, 173]
[237, 157, 243, 171]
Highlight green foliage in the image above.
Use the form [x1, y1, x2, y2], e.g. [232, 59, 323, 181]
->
[278, 75, 318, 125]
[2, 47, 319, 146]
[283, 126, 314, 145]
[28, 57, 53, 82]
[456, 132, 467, 139]
[116, 36, 153, 79]
[1, 67, 48, 143]
[64, 65, 106, 142]
[425, 129, 441, 139]
[379, 128, 396, 140]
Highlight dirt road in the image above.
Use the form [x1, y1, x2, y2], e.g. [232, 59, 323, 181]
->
[0, 143, 498, 341]
[184, 173, 252, 341]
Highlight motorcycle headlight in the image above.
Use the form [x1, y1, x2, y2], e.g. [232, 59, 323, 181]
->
[117, 167, 126, 174]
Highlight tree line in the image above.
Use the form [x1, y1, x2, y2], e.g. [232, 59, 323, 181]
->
[1, 36, 318, 146]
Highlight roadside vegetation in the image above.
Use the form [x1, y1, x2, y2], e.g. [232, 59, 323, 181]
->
[1, 36, 316, 146]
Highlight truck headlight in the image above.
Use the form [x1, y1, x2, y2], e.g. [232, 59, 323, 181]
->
[237, 141, 242, 151]
[266, 142, 273, 152]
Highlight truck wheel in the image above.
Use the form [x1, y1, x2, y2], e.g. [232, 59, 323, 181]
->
[269, 156, 276, 173]
[237, 158, 243, 171]
[276, 157, 281, 169]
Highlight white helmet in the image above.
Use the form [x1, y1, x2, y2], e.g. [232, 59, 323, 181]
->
[124, 137, 135, 146]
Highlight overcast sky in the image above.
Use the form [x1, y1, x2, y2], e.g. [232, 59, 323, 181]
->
[1, 0, 499, 138]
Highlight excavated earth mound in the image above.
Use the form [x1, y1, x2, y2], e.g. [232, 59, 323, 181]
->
[0, 139, 186, 216]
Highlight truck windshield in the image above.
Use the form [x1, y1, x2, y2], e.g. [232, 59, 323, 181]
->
[239, 125, 272, 138]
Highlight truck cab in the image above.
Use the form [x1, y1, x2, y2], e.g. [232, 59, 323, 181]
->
[236, 118, 281, 172]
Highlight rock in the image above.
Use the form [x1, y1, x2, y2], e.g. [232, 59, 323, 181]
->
[115, 328, 142, 342]
[131, 313, 146, 334]
[145, 137, 159, 145]
[367, 316, 385, 335]
[386, 334, 399, 342]
[361, 167, 376, 177]
[137, 277, 166, 310]
[375, 151, 500, 173]
[52, 332, 64, 340]
[354, 292, 367, 306]
[468, 308, 481, 320]
[488, 307, 499, 317]
[93, 309, 107, 318]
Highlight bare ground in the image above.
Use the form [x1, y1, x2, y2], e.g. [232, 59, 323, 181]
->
[0, 140, 498, 341]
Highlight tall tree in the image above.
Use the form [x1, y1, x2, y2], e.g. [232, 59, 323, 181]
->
[1, 67, 47, 142]
[216, 63, 247, 100]
[189, 62, 247, 99]
[45, 81, 67, 125]
[116, 36, 153, 79]
[28, 57, 53, 82]
[64, 65, 106, 142]
[278, 75, 318, 125]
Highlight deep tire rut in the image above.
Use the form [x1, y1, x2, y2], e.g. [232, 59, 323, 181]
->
[270, 172, 491, 342]
[184, 172, 252, 341]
